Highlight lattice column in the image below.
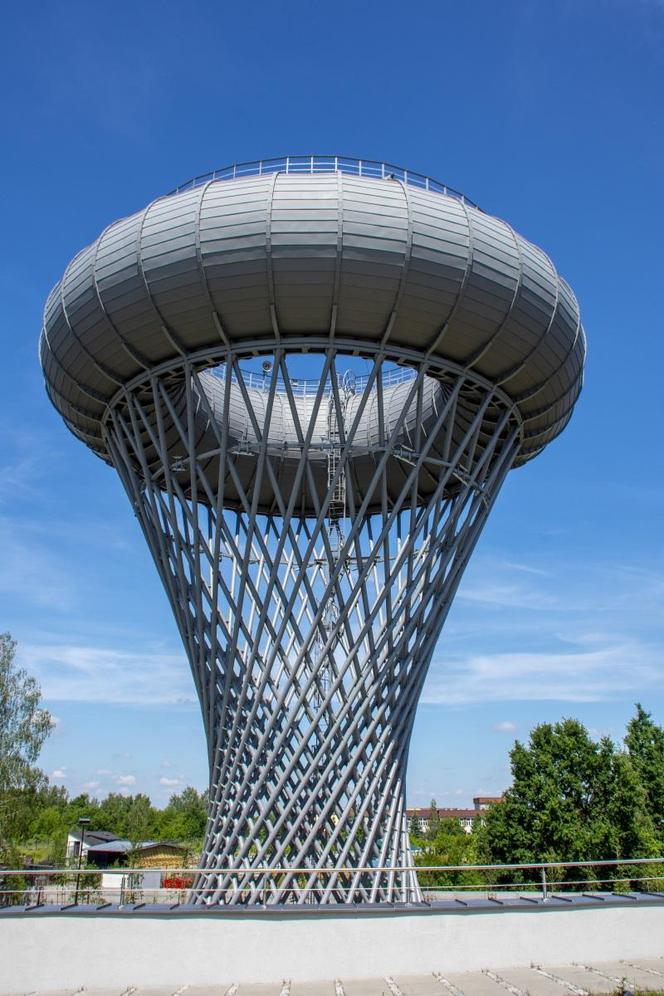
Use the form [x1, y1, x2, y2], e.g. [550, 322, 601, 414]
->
[104, 351, 520, 905]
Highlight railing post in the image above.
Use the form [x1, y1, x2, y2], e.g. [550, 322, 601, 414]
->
[541, 867, 548, 902]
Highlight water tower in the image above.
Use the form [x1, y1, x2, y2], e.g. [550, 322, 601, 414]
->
[40, 156, 585, 905]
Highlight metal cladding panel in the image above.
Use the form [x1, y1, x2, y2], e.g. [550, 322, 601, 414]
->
[271, 175, 338, 332]
[94, 212, 175, 367]
[40, 168, 585, 469]
[199, 177, 273, 339]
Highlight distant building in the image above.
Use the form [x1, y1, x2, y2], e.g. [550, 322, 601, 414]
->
[473, 795, 503, 811]
[65, 829, 187, 868]
[64, 833, 189, 903]
[85, 839, 186, 870]
[407, 795, 504, 834]
[65, 829, 118, 864]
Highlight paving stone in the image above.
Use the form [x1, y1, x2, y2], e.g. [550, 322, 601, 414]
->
[540, 964, 612, 993]
[185, 988, 238, 996]
[391, 975, 447, 995]
[490, 967, 569, 995]
[78, 990, 128, 996]
[622, 960, 664, 980]
[290, 984, 338, 996]
[290, 985, 337, 996]
[27, 991, 86, 996]
[586, 962, 663, 990]
[236, 987, 285, 996]
[13, 966, 664, 996]
[133, 989, 188, 995]
[435, 973, 505, 996]
[339, 981, 393, 996]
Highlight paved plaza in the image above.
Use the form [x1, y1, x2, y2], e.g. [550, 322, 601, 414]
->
[7, 959, 664, 996]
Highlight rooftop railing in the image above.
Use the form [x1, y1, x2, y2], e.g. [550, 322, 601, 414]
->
[211, 361, 417, 398]
[168, 155, 479, 208]
[3, 857, 664, 910]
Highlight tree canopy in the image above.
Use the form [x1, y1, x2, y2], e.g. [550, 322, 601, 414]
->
[413, 817, 483, 888]
[479, 711, 662, 875]
[625, 704, 664, 839]
[25, 785, 208, 861]
[0, 633, 53, 856]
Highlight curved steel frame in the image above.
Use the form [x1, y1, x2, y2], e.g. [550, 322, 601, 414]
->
[104, 345, 520, 905]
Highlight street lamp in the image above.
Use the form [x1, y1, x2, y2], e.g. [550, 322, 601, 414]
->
[74, 817, 91, 905]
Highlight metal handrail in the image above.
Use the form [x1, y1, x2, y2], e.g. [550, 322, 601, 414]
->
[211, 361, 417, 397]
[3, 858, 663, 908]
[4, 856, 664, 878]
[167, 155, 479, 209]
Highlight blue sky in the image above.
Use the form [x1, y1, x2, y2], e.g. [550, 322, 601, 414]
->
[1, 0, 663, 807]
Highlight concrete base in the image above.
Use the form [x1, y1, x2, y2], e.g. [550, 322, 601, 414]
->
[3, 903, 664, 992]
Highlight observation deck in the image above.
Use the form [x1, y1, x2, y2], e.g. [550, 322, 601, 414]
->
[169, 154, 479, 207]
[211, 359, 416, 398]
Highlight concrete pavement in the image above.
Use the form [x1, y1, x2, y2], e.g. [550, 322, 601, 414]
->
[6, 958, 664, 996]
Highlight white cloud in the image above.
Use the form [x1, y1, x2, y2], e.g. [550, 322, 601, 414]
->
[18, 642, 193, 705]
[492, 721, 517, 733]
[83, 780, 100, 790]
[424, 637, 662, 705]
[96, 769, 112, 776]
[50, 768, 67, 780]
[0, 428, 61, 503]
[114, 774, 136, 786]
[457, 556, 664, 620]
[159, 776, 181, 787]
[503, 561, 551, 578]
[458, 580, 558, 611]
[430, 554, 664, 707]
[0, 517, 77, 612]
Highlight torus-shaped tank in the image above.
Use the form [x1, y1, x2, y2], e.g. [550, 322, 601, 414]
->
[40, 157, 585, 905]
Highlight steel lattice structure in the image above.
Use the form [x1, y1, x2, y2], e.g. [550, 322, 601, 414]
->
[39, 157, 585, 905]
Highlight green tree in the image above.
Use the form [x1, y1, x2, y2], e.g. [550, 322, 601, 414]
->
[427, 797, 440, 840]
[0, 633, 52, 858]
[481, 719, 657, 884]
[126, 794, 157, 845]
[26, 785, 69, 857]
[415, 818, 483, 889]
[409, 813, 422, 839]
[625, 704, 664, 842]
[96, 792, 134, 837]
[158, 787, 207, 841]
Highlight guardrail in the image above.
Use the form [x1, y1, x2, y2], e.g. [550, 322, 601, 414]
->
[168, 155, 479, 208]
[210, 361, 417, 397]
[2, 857, 664, 908]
